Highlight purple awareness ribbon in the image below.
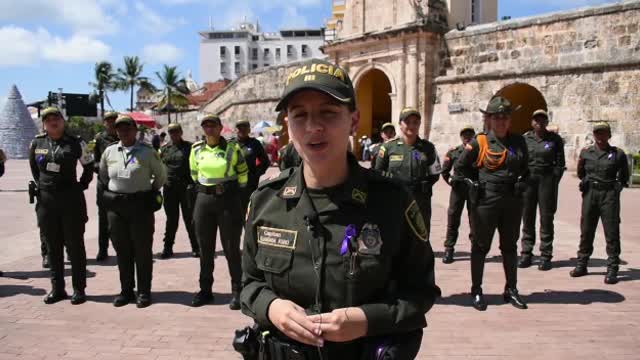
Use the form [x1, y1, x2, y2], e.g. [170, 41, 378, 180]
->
[412, 150, 421, 160]
[340, 224, 357, 255]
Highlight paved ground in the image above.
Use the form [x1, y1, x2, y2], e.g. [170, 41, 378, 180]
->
[0, 160, 638, 360]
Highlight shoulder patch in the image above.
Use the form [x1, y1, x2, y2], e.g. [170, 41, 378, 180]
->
[405, 200, 428, 242]
[35, 133, 46, 139]
[257, 167, 294, 190]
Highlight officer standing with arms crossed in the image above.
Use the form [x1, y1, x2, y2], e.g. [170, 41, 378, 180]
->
[238, 59, 439, 360]
[29, 107, 93, 305]
[189, 114, 248, 309]
[158, 123, 199, 259]
[374, 108, 441, 238]
[441, 125, 476, 264]
[518, 110, 565, 271]
[235, 119, 270, 213]
[100, 115, 166, 308]
[93, 111, 119, 261]
[455, 97, 529, 311]
[570, 121, 629, 284]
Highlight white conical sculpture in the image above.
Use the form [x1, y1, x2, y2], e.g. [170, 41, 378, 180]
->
[0, 85, 39, 159]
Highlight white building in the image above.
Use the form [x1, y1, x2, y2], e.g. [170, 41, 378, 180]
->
[199, 21, 325, 83]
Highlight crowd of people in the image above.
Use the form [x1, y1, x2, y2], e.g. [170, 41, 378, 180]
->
[0, 58, 632, 359]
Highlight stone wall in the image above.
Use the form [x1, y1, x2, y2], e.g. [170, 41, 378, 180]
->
[432, 1, 640, 168]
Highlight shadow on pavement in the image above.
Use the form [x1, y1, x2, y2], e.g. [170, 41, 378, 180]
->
[2, 269, 96, 280]
[434, 252, 628, 267]
[0, 284, 47, 298]
[551, 257, 629, 268]
[154, 252, 200, 260]
[87, 257, 118, 266]
[438, 289, 625, 307]
[588, 268, 640, 282]
[87, 291, 234, 306]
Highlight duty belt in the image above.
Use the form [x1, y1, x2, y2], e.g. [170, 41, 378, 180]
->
[196, 181, 237, 195]
[482, 181, 515, 192]
[589, 181, 615, 190]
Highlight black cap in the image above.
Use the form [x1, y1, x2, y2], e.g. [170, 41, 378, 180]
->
[275, 59, 355, 112]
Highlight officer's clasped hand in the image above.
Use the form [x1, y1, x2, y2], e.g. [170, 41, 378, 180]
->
[268, 299, 324, 347]
[307, 307, 368, 343]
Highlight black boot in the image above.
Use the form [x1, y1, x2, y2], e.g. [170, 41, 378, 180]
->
[136, 293, 152, 308]
[503, 288, 528, 309]
[43, 289, 68, 304]
[113, 290, 135, 307]
[70, 290, 86, 305]
[442, 248, 455, 264]
[191, 249, 200, 258]
[538, 258, 552, 271]
[604, 266, 619, 285]
[471, 290, 487, 311]
[570, 262, 588, 278]
[95, 249, 108, 262]
[518, 254, 532, 268]
[192, 290, 213, 307]
[42, 256, 50, 269]
[159, 246, 173, 259]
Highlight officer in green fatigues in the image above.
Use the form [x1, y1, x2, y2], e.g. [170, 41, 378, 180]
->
[278, 141, 302, 171]
[235, 119, 270, 214]
[374, 108, 441, 239]
[570, 121, 629, 284]
[93, 111, 119, 261]
[189, 114, 249, 309]
[455, 97, 529, 311]
[441, 125, 476, 264]
[29, 107, 94, 305]
[100, 115, 167, 308]
[239, 59, 439, 360]
[519, 110, 566, 271]
[369, 122, 396, 169]
[158, 123, 199, 259]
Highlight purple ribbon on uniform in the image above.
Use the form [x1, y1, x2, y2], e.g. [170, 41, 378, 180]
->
[412, 150, 421, 160]
[341, 224, 357, 255]
[508, 146, 516, 155]
[544, 142, 552, 149]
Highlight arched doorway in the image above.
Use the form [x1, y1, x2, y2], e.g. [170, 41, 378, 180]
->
[355, 69, 392, 157]
[496, 83, 547, 135]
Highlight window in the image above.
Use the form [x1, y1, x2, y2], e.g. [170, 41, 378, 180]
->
[275, 48, 281, 60]
[263, 63, 269, 67]
[302, 44, 309, 57]
[234, 62, 241, 74]
[287, 45, 294, 57]
[220, 62, 227, 74]
[220, 46, 226, 57]
[251, 48, 258, 60]
[234, 46, 241, 59]
[252, 64, 258, 70]
[471, 0, 481, 24]
[264, 48, 270, 58]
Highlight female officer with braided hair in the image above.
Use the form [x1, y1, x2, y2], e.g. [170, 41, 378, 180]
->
[455, 96, 529, 311]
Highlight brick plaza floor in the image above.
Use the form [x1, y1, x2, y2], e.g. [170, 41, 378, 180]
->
[1, 160, 638, 359]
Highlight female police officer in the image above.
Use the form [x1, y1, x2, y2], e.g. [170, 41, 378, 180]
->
[455, 97, 529, 311]
[189, 114, 248, 309]
[240, 59, 440, 359]
[99, 115, 166, 308]
[29, 107, 93, 305]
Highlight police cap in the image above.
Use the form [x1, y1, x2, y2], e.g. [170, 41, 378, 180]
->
[201, 114, 222, 126]
[460, 124, 475, 135]
[480, 96, 514, 115]
[532, 109, 549, 120]
[167, 123, 182, 132]
[41, 107, 63, 120]
[399, 107, 421, 123]
[381, 122, 395, 131]
[275, 59, 355, 112]
[103, 111, 119, 121]
[236, 119, 251, 127]
[114, 115, 137, 128]
[592, 121, 611, 132]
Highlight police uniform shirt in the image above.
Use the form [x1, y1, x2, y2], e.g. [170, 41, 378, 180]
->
[241, 154, 440, 339]
[93, 131, 118, 174]
[160, 140, 193, 185]
[523, 130, 565, 173]
[577, 144, 630, 184]
[29, 133, 94, 189]
[189, 138, 249, 187]
[100, 140, 167, 193]
[236, 137, 270, 186]
[374, 138, 442, 185]
[442, 144, 468, 183]
[278, 142, 302, 171]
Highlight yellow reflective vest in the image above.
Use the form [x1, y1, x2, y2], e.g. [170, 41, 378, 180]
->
[189, 138, 248, 187]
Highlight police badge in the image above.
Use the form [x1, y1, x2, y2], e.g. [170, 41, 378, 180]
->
[357, 223, 382, 255]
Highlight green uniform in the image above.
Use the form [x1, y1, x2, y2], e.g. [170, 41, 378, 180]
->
[100, 140, 166, 297]
[29, 132, 93, 295]
[455, 130, 529, 295]
[576, 144, 629, 267]
[237, 136, 270, 213]
[520, 130, 565, 260]
[278, 142, 302, 171]
[93, 130, 118, 255]
[189, 138, 248, 295]
[374, 138, 441, 239]
[160, 140, 198, 253]
[241, 154, 440, 358]
[442, 144, 474, 249]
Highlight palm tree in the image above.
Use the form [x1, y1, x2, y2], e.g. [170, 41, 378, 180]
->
[155, 65, 190, 124]
[89, 61, 116, 117]
[115, 56, 156, 111]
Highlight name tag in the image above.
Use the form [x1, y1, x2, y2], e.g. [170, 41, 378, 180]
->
[257, 226, 298, 250]
[117, 169, 131, 179]
[390, 155, 403, 162]
[46, 162, 61, 173]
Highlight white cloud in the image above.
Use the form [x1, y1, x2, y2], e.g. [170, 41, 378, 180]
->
[142, 43, 184, 64]
[0, 26, 111, 67]
[0, 0, 122, 36]
[135, 1, 186, 35]
[279, 6, 310, 29]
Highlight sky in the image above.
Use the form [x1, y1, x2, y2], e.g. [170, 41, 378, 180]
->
[0, 0, 620, 112]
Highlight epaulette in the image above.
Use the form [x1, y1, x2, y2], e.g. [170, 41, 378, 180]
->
[193, 140, 205, 148]
[449, 146, 457, 152]
[257, 167, 295, 191]
[35, 133, 46, 139]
